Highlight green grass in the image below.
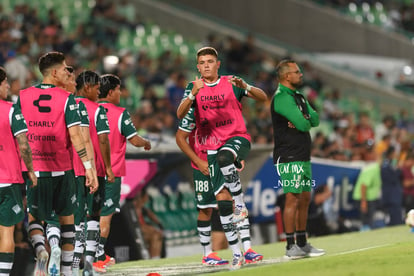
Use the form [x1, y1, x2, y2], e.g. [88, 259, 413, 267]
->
[106, 225, 414, 276]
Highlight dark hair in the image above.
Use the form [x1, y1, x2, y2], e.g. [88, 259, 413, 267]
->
[196, 46, 218, 60]
[276, 59, 296, 79]
[0, 67, 6, 83]
[76, 70, 100, 91]
[99, 74, 121, 98]
[38, 51, 65, 76]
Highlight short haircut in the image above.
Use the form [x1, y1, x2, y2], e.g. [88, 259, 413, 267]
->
[38, 51, 65, 76]
[196, 46, 218, 60]
[0, 67, 6, 83]
[99, 74, 121, 98]
[76, 70, 100, 91]
[276, 59, 296, 79]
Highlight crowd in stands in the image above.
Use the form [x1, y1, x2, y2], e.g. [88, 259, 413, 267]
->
[314, 0, 414, 34]
[1, 0, 414, 162]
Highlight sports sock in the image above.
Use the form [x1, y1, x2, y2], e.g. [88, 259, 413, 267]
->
[72, 222, 85, 269]
[28, 221, 46, 256]
[85, 219, 99, 265]
[237, 218, 251, 252]
[296, 231, 307, 247]
[46, 223, 61, 248]
[0, 252, 14, 275]
[218, 200, 241, 256]
[60, 224, 75, 273]
[286, 232, 295, 250]
[197, 220, 212, 256]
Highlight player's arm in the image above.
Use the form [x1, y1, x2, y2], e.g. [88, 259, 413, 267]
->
[66, 95, 96, 188]
[121, 110, 151, 150]
[177, 81, 199, 119]
[129, 135, 151, 150]
[11, 105, 37, 186]
[274, 93, 311, 132]
[176, 129, 209, 175]
[96, 106, 114, 183]
[16, 132, 37, 187]
[229, 76, 268, 102]
[98, 133, 114, 183]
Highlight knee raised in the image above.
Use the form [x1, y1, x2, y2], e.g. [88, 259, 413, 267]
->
[217, 150, 234, 168]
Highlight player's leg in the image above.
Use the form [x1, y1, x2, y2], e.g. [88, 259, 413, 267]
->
[193, 168, 228, 266]
[217, 137, 251, 223]
[72, 176, 87, 274]
[88, 177, 105, 273]
[26, 175, 49, 276]
[0, 184, 25, 275]
[295, 162, 325, 257]
[96, 177, 121, 267]
[208, 150, 243, 270]
[45, 215, 61, 276]
[56, 171, 77, 275]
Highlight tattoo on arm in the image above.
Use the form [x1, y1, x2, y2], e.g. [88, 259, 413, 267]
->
[16, 133, 34, 172]
[77, 148, 87, 159]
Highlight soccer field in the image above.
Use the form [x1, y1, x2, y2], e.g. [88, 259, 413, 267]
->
[105, 225, 414, 276]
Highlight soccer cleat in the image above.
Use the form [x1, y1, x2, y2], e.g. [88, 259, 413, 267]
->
[72, 267, 80, 276]
[202, 252, 229, 266]
[233, 205, 248, 223]
[48, 245, 61, 276]
[34, 249, 49, 276]
[284, 244, 307, 260]
[83, 261, 97, 276]
[230, 253, 243, 270]
[300, 243, 326, 257]
[103, 254, 116, 266]
[92, 260, 107, 273]
[243, 248, 263, 264]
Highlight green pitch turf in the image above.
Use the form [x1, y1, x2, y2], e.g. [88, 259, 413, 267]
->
[105, 225, 414, 276]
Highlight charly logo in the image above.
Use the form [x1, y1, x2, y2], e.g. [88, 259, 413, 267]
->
[33, 94, 52, 113]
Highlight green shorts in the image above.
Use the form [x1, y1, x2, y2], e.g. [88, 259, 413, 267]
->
[73, 176, 88, 225]
[207, 136, 251, 195]
[275, 161, 313, 194]
[193, 169, 217, 209]
[100, 177, 121, 216]
[0, 184, 24, 226]
[26, 170, 76, 221]
[86, 176, 106, 217]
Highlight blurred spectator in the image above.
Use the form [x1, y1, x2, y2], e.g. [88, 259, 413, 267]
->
[352, 148, 381, 231]
[356, 112, 375, 146]
[380, 146, 403, 226]
[402, 151, 414, 213]
[133, 188, 164, 259]
[307, 184, 332, 237]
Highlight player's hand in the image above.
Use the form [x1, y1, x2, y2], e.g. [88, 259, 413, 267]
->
[85, 168, 98, 194]
[197, 160, 210, 176]
[27, 171, 38, 188]
[192, 76, 204, 96]
[236, 160, 245, 172]
[106, 168, 115, 183]
[229, 76, 247, 89]
[288, 121, 296, 129]
[143, 140, 152, 151]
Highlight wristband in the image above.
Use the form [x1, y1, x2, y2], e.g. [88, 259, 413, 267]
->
[83, 160, 92, 170]
[245, 84, 252, 92]
[188, 93, 195, 101]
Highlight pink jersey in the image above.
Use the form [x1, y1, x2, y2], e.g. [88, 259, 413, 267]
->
[19, 86, 74, 171]
[99, 102, 128, 177]
[194, 75, 250, 151]
[0, 100, 24, 183]
[73, 97, 106, 177]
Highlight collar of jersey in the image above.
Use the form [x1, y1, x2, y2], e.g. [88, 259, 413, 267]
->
[35, 83, 56, 89]
[204, 76, 221, 87]
[279, 83, 299, 96]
